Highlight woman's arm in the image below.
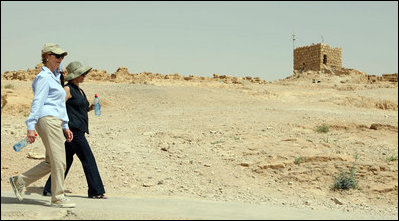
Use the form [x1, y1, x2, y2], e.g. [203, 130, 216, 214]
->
[64, 85, 72, 101]
[26, 74, 49, 131]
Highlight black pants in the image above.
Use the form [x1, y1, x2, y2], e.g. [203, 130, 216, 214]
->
[43, 129, 105, 197]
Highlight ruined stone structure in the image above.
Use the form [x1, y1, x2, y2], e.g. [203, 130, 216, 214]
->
[292, 43, 397, 83]
[294, 43, 342, 73]
[382, 73, 398, 82]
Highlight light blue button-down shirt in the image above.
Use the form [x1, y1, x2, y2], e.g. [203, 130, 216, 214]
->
[26, 66, 69, 130]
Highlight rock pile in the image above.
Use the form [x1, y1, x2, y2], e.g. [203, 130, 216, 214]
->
[1, 64, 269, 85]
[1, 64, 44, 81]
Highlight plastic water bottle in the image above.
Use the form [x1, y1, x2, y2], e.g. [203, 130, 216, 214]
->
[13, 134, 37, 152]
[94, 94, 101, 116]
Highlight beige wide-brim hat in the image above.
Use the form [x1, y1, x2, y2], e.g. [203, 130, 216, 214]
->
[41, 43, 68, 56]
[65, 61, 92, 81]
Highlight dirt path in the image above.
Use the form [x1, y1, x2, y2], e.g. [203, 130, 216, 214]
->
[1, 191, 397, 220]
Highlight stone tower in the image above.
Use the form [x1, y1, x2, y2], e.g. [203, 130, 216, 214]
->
[294, 43, 342, 73]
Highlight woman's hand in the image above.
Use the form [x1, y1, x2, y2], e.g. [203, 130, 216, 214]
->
[88, 104, 94, 112]
[63, 129, 73, 142]
[27, 130, 37, 144]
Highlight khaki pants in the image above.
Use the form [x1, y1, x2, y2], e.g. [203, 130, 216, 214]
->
[18, 116, 67, 202]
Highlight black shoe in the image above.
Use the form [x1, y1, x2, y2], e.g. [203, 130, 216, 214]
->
[43, 191, 51, 196]
[89, 194, 108, 199]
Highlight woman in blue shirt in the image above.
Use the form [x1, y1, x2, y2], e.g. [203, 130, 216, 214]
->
[9, 43, 75, 208]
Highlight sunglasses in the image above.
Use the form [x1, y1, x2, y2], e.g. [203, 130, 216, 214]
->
[50, 53, 65, 59]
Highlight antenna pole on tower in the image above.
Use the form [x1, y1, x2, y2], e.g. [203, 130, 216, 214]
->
[292, 33, 296, 49]
[292, 33, 296, 74]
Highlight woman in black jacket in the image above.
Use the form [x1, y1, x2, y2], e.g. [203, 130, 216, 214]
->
[43, 61, 106, 199]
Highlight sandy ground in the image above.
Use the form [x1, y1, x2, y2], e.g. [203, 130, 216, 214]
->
[1, 73, 398, 219]
[1, 191, 396, 220]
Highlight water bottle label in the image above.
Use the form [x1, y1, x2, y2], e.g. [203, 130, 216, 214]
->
[95, 104, 101, 116]
[13, 141, 24, 152]
[13, 143, 22, 151]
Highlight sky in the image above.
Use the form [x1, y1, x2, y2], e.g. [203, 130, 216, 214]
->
[1, 1, 398, 81]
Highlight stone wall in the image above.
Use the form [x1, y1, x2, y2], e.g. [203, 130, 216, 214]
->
[294, 43, 342, 72]
[382, 73, 398, 82]
[367, 75, 383, 83]
[366, 73, 398, 83]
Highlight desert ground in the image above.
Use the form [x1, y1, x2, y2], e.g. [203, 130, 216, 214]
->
[1, 68, 398, 219]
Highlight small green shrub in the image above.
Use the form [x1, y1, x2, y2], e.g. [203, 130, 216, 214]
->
[386, 155, 398, 162]
[211, 140, 224, 145]
[294, 157, 306, 165]
[316, 124, 329, 133]
[4, 84, 14, 89]
[332, 166, 358, 190]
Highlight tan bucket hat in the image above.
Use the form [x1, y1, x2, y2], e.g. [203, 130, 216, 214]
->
[41, 43, 68, 56]
[65, 61, 92, 81]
